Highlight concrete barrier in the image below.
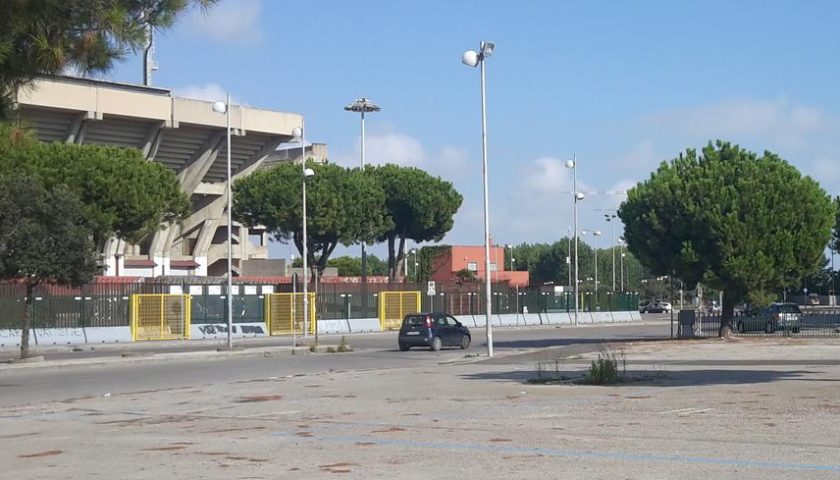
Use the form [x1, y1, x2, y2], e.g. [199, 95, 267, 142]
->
[611, 311, 632, 322]
[317, 320, 350, 335]
[84, 326, 132, 343]
[591, 312, 614, 324]
[521, 313, 542, 326]
[31, 327, 87, 345]
[454, 315, 476, 328]
[0, 329, 37, 347]
[498, 314, 518, 327]
[348, 318, 381, 333]
[630, 311, 642, 321]
[190, 322, 268, 339]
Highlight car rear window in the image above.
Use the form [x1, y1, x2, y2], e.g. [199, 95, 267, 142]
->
[404, 315, 428, 327]
[778, 304, 801, 313]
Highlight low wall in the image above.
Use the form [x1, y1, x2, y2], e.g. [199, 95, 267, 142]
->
[0, 310, 643, 349]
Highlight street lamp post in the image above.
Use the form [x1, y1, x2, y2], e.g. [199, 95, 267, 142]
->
[605, 213, 617, 291]
[344, 98, 380, 284]
[292, 127, 315, 339]
[212, 96, 234, 350]
[462, 40, 496, 357]
[565, 157, 584, 324]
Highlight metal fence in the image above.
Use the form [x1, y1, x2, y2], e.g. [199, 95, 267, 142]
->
[0, 280, 640, 329]
[687, 309, 840, 338]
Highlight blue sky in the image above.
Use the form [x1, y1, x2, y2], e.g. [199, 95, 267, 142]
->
[105, 0, 840, 259]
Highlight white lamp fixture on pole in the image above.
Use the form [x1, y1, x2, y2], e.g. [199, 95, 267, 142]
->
[344, 98, 380, 283]
[292, 127, 315, 339]
[565, 157, 584, 324]
[212, 96, 234, 350]
[462, 40, 495, 357]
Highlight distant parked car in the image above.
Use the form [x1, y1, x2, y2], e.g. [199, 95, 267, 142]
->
[736, 303, 801, 334]
[641, 301, 672, 314]
[398, 313, 471, 352]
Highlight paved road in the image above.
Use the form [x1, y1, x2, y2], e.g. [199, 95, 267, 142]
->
[0, 320, 670, 408]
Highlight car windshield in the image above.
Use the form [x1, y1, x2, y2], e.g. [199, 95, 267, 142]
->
[777, 304, 801, 313]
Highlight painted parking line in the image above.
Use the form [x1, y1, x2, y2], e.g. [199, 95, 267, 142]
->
[271, 431, 840, 473]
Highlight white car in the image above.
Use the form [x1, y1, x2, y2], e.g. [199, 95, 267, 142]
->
[643, 301, 672, 314]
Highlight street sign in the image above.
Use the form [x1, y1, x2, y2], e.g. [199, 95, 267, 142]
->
[427, 281, 436, 296]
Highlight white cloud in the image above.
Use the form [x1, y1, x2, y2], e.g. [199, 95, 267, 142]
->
[187, 0, 263, 44]
[646, 97, 838, 148]
[173, 83, 241, 104]
[333, 131, 472, 180]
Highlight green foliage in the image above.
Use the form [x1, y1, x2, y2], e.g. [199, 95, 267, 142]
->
[327, 255, 387, 277]
[233, 162, 390, 273]
[832, 197, 840, 253]
[0, 174, 99, 358]
[619, 141, 834, 325]
[0, 124, 189, 243]
[0, 0, 216, 118]
[371, 165, 463, 280]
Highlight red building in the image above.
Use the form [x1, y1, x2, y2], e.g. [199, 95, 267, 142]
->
[429, 245, 529, 287]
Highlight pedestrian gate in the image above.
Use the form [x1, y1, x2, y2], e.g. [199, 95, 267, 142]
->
[265, 293, 315, 335]
[378, 291, 421, 330]
[130, 294, 191, 341]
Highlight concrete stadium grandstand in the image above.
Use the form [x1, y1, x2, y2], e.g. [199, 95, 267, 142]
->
[12, 76, 326, 278]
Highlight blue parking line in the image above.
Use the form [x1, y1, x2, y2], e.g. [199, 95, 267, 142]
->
[271, 431, 840, 473]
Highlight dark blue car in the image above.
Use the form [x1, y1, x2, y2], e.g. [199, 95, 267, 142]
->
[398, 313, 471, 352]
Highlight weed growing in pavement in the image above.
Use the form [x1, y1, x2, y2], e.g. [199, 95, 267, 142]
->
[309, 342, 318, 353]
[527, 359, 572, 384]
[326, 346, 336, 353]
[337, 336, 352, 352]
[581, 346, 627, 385]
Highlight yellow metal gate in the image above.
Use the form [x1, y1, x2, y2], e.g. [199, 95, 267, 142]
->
[130, 294, 191, 341]
[265, 293, 315, 335]
[378, 291, 421, 330]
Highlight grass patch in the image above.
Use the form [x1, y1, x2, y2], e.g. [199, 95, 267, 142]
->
[527, 346, 629, 385]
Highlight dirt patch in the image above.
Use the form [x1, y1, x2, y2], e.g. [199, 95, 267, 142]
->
[142, 446, 185, 452]
[625, 395, 652, 399]
[1, 432, 38, 439]
[371, 427, 406, 433]
[197, 452, 227, 456]
[489, 438, 512, 443]
[19, 450, 63, 458]
[320, 462, 358, 474]
[355, 442, 376, 446]
[295, 432, 314, 437]
[204, 426, 266, 434]
[237, 395, 282, 403]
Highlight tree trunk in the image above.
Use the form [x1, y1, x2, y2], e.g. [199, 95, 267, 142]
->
[395, 233, 407, 282]
[387, 235, 396, 282]
[718, 289, 735, 337]
[21, 281, 36, 359]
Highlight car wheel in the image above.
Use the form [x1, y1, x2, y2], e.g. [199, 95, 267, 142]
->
[460, 335, 471, 350]
[765, 321, 775, 334]
[430, 336, 442, 352]
[736, 322, 744, 334]
[399, 343, 409, 351]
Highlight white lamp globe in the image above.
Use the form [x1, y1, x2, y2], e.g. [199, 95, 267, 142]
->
[565, 159, 575, 169]
[461, 50, 479, 67]
[212, 101, 227, 114]
[292, 127, 303, 139]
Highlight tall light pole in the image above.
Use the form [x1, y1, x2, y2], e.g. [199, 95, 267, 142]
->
[212, 96, 234, 350]
[293, 127, 315, 339]
[462, 40, 495, 357]
[619, 238, 626, 291]
[344, 97, 380, 283]
[605, 213, 617, 291]
[505, 244, 514, 272]
[565, 157, 584, 324]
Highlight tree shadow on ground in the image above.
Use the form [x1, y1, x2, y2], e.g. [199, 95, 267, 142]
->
[460, 368, 836, 387]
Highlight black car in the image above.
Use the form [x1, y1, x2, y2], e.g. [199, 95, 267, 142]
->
[398, 313, 471, 352]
